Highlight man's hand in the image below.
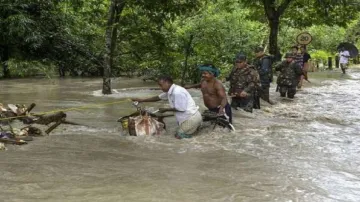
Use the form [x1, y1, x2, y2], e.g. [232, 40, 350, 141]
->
[239, 91, 248, 97]
[218, 106, 225, 115]
[230, 93, 237, 97]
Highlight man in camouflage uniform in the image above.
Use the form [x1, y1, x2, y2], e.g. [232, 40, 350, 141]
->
[275, 53, 303, 99]
[248, 63, 261, 109]
[227, 54, 257, 112]
[252, 46, 275, 105]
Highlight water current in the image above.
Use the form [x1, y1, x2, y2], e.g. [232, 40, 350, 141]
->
[0, 69, 359, 202]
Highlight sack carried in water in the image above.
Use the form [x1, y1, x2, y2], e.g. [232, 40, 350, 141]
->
[121, 114, 165, 136]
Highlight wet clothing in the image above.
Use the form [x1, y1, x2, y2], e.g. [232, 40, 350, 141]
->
[208, 103, 232, 124]
[249, 66, 261, 109]
[340, 50, 350, 64]
[293, 53, 304, 68]
[231, 96, 254, 112]
[159, 84, 202, 138]
[275, 61, 303, 98]
[252, 55, 273, 87]
[228, 65, 256, 112]
[176, 111, 202, 138]
[279, 85, 296, 98]
[253, 55, 273, 104]
[340, 50, 350, 74]
[159, 84, 199, 125]
[258, 85, 271, 103]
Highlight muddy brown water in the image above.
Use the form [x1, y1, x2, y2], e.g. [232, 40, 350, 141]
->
[0, 69, 359, 202]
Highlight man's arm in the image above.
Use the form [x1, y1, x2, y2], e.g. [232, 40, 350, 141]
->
[132, 96, 161, 103]
[184, 83, 201, 89]
[215, 81, 228, 114]
[243, 74, 256, 96]
[275, 61, 284, 71]
[294, 63, 303, 76]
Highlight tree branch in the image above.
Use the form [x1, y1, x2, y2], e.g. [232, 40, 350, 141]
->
[262, 0, 276, 20]
[278, 0, 293, 15]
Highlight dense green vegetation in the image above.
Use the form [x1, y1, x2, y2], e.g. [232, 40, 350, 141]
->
[1, 0, 359, 93]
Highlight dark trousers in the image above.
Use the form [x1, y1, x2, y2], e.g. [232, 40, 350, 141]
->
[253, 90, 260, 109]
[208, 103, 232, 124]
[279, 85, 296, 98]
[231, 96, 254, 113]
[259, 85, 270, 102]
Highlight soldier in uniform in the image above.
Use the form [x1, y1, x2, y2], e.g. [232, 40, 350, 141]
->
[275, 53, 303, 99]
[252, 46, 275, 105]
[248, 64, 261, 109]
[227, 54, 256, 112]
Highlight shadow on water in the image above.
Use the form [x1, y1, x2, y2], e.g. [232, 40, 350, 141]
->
[0, 68, 360, 201]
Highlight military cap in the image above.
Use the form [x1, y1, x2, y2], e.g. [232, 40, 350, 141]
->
[234, 53, 247, 62]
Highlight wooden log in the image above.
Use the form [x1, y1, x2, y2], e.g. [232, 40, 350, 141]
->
[24, 103, 36, 114]
[61, 120, 85, 126]
[45, 120, 63, 134]
[34, 111, 66, 125]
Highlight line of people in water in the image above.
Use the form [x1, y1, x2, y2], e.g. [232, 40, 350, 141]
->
[132, 46, 311, 139]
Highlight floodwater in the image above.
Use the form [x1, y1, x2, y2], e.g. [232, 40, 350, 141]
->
[0, 68, 359, 202]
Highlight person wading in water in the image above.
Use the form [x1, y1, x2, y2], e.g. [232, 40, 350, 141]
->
[132, 76, 202, 139]
[184, 64, 232, 123]
[275, 53, 303, 99]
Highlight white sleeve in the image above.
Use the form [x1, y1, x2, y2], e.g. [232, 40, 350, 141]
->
[158, 92, 168, 100]
[345, 51, 350, 56]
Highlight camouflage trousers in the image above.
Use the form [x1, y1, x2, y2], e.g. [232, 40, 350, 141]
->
[279, 85, 296, 98]
[259, 85, 270, 103]
[231, 95, 254, 113]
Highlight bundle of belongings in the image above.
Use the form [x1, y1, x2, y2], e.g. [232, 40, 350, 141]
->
[118, 110, 165, 136]
[0, 103, 72, 150]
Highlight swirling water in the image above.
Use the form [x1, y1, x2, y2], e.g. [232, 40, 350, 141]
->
[0, 69, 359, 202]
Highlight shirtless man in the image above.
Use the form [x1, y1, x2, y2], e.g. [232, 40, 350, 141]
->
[185, 64, 232, 123]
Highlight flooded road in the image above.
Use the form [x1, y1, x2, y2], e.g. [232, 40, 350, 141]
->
[0, 69, 359, 202]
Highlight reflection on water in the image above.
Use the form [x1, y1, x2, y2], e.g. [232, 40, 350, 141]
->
[0, 69, 360, 202]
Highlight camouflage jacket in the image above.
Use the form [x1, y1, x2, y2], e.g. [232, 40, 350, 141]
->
[249, 65, 261, 89]
[228, 65, 257, 95]
[252, 55, 273, 87]
[275, 61, 303, 86]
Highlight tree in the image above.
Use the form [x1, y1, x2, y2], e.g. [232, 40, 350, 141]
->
[102, 0, 202, 94]
[0, 0, 107, 78]
[103, 0, 125, 94]
[242, 0, 360, 57]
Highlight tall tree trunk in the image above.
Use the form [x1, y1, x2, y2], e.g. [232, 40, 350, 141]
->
[110, 2, 125, 71]
[103, 0, 125, 94]
[268, 18, 280, 58]
[1, 46, 10, 78]
[102, 0, 116, 94]
[180, 34, 194, 86]
[263, 0, 292, 61]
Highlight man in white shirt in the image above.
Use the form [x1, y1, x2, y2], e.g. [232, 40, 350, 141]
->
[339, 47, 350, 74]
[132, 76, 202, 139]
